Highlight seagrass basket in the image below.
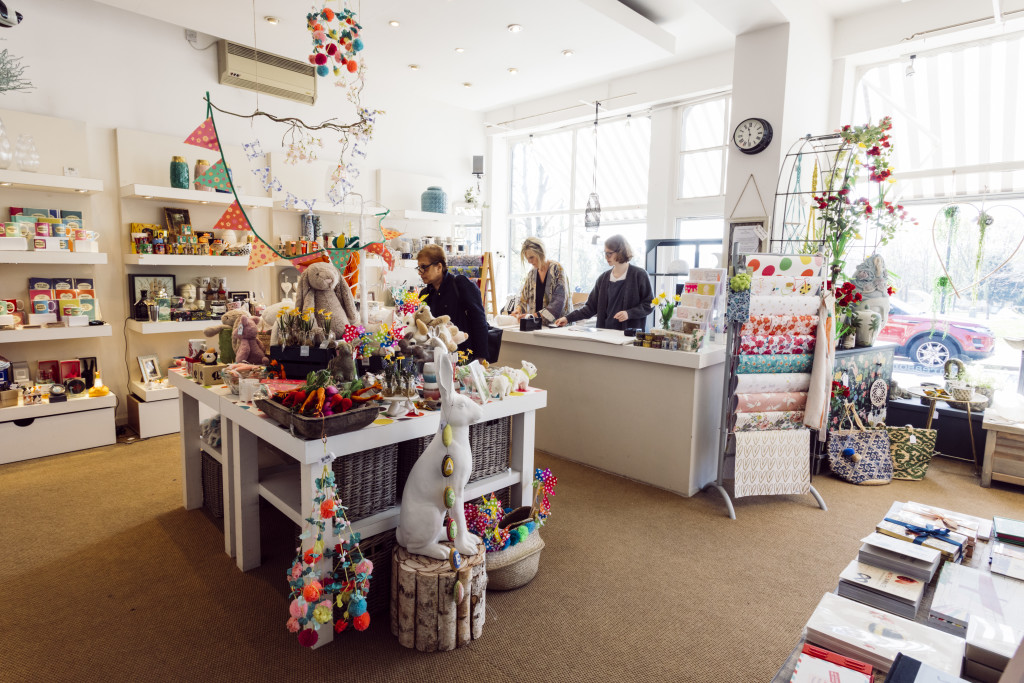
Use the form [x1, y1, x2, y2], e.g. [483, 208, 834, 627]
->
[200, 450, 223, 518]
[332, 444, 398, 521]
[396, 417, 511, 494]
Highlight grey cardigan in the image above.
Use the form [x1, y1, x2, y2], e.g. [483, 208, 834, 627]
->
[565, 264, 654, 330]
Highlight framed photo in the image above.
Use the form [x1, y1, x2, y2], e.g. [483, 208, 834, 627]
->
[128, 274, 176, 309]
[228, 291, 250, 302]
[137, 354, 161, 382]
[727, 217, 769, 261]
[164, 207, 192, 238]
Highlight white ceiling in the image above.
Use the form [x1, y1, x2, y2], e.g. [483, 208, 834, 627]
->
[92, 0, 904, 112]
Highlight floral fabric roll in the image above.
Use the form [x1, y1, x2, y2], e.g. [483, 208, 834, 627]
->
[735, 392, 808, 413]
[741, 315, 818, 336]
[726, 290, 751, 324]
[749, 276, 823, 296]
[739, 334, 816, 355]
[737, 354, 813, 374]
[734, 372, 812, 393]
[734, 411, 806, 432]
[749, 295, 820, 317]
[745, 253, 824, 277]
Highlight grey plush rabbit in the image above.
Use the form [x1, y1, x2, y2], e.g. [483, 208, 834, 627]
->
[396, 343, 484, 560]
[295, 261, 358, 338]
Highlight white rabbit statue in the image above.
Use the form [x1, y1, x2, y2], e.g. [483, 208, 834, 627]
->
[396, 343, 484, 563]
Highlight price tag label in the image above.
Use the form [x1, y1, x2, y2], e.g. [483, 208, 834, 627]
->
[300, 345, 310, 357]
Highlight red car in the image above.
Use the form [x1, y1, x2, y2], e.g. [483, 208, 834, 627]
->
[877, 301, 996, 367]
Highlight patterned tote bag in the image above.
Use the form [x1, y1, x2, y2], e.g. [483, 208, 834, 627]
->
[883, 424, 937, 481]
[827, 403, 892, 485]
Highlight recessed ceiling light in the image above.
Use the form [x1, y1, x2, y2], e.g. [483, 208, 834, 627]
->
[389, 20, 399, 27]
[200, 201, 209, 204]
[562, 49, 575, 57]
[142, 195, 152, 199]
[454, 47, 465, 54]
[507, 24, 523, 33]
[264, 16, 279, 25]
[408, 64, 420, 71]
[0, 182, 12, 186]
[507, 67, 518, 75]
[75, 189, 87, 193]
[463, 82, 472, 88]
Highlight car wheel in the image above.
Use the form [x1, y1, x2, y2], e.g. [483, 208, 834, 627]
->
[908, 336, 960, 368]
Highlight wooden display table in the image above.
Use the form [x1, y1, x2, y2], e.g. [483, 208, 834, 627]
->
[981, 417, 1024, 488]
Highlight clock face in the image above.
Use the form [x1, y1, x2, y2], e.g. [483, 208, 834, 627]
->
[733, 118, 772, 154]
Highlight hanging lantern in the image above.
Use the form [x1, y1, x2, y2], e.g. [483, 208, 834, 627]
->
[585, 101, 602, 232]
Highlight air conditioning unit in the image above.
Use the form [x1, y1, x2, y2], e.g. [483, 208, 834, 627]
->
[217, 40, 317, 105]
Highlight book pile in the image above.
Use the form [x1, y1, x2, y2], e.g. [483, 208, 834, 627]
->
[993, 515, 1024, 547]
[790, 643, 872, 682]
[965, 614, 1024, 683]
[858, 532, 942, 583]
[928, 563, 1024, 636]
[899, 501, 982, 559]
[876, 504, 967, 564]
[883, 652, 968, 682]
[804, 592, 965, 675]
[837, 559, 926, 620]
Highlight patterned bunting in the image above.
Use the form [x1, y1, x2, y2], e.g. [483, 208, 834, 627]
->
[214, 201, 251, 231]
[195, 160, 232, 191]
[284, 192, 299, 210]
[184, 118, 220, 151]
[247, 239, 277, 270]
[328, 248, 355, 272]
[242, 139, 264, 160]
[290, 251, 330, 273]
[381, 228, 403, 241]
[364, 241, 394, 270]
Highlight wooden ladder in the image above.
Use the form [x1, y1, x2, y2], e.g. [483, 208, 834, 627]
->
[479, 252, 498, 317]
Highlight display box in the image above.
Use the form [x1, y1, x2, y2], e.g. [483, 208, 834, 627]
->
[190, 363, 226, 385]
[36, 360, 60, 383]
[73, 239, 99, 253]
[22, 208, 57, 218]
[33, 236, 70, 251]
[73, 277, 94, 290]
[66, 315, 89, 327]
[52, 278, 73, 290]
[29, 277, 52, 290]
[0, 236, 28, 250]
[27, 313, 58, 325]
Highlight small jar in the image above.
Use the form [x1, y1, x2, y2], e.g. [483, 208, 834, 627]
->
[194, 159, 214, 191]
[170, 156, 190, 189]
[642, 340, 651, 348]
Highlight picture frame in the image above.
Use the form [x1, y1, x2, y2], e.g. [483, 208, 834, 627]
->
[228, 291, 250, 302]
[727, 217, 769, 258]
[137, 354, 161, 382]
[163, 207, 192, 239]
[128, 274, 176, 310]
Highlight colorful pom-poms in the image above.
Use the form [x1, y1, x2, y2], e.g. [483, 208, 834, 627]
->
[314, 53, 328, 65]
[313, 29, 327, 42]
[297, 628, 319, 647]
[321, 7, 335, 20]
[302, 580, 323, 603]
[348, 596, 367, 617]
[326, 42, 338, 56]
[353, 612, 371, 631]
[317, 65, 329, 77]
[333, 67, 341, 76]
[355, 559, 374, 575]
[286, 616, 300, 633]
[347, 59, 358, 72]
[353, 38, 364, 51]
[841, 447, 855, 458]
[313, 600, 332, 624]
[334, 619, 347, 633]
[289, 598, 304, 618]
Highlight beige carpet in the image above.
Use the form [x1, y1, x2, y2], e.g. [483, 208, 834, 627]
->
[2, 436, 1024, 682]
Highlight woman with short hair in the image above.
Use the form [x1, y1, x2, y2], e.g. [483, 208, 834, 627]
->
[512, 236, 571, 323]
[416, 244, 489, 359]
[554, 234, 654, 331]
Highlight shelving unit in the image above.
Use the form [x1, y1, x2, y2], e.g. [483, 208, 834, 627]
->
[125, 319, 214, 334]
[390, 209, 458, 223]
[0, 251, 108, 265]
[272, 202, 358, 216]
[0, 393, 116, 465]
[0, 169, 103, 194]
[129, 379, 179, 402]
[123, 254, 252, 267]
[0, 324, 113, 343]
[119, 184, 273, 208]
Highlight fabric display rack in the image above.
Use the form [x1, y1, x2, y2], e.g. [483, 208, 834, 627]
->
[705, 250, 830, 519]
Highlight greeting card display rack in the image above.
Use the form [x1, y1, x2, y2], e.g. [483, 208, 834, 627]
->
[704, 247, 828, 519]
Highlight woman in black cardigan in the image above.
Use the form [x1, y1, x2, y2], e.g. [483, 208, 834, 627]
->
[555, 234, 654, 331]
[417, 244, 489, 359]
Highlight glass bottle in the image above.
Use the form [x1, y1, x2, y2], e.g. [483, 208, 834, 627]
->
[14, 134, 39, 172]
[0, 118, 13, 169]
[133, 290, 150, 321]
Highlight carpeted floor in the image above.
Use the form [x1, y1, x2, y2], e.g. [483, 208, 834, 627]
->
[2, 436, 1024, 682]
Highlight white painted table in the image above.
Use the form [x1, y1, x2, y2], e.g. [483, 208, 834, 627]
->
[498, 328, 725, 497]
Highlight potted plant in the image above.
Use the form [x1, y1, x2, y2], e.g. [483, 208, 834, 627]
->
[652, 292, 680, 331]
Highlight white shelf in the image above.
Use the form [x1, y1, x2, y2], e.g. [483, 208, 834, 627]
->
[0, 170, 103, 194]
[391, 209, 458, 223]
[0, 393, 116, 421]
[119, 184, 273, 208]
[0, 251, 108, 264]
[130, 379, 179, 402]
[0, 324, 113, 343]
[123, 253, 252, 266]
[272, 201, 359, 216]
[126, 319, 214, 334]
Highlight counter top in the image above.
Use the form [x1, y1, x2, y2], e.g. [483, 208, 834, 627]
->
[499, 327, 726, 369]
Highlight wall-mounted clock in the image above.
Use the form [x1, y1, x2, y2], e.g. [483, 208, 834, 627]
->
[733, 117, 773, 155]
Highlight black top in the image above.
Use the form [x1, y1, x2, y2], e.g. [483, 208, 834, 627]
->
[421, 271, 489, 359]
[565, 263, 654, 331]
[534, 271, 545, 318]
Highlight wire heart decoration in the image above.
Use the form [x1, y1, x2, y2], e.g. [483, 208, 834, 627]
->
[930, 202, 1024, 299]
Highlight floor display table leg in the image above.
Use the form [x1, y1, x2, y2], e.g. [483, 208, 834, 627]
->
[233, 423, 261, 571]
[221, 416, 235, 558]
[180, 394, 202, 510]
[509, 410, 536, 507]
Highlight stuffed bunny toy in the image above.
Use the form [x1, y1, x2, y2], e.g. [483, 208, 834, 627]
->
[203, 308, 249, 364]
[296, 261, 358, 339]
[396, 342, 484, 560]
[234, 315, 268, 365]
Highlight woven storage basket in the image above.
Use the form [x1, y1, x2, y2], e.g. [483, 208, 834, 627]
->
[486, 530, 544, 590]
[357, 529, 396, 616]
[200, 451, 224, 518]
[332, 444, 398, 521]
[396, 416, 511, 493]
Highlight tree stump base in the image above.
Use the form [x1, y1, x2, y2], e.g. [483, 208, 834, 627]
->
[389, 542, 487, 651]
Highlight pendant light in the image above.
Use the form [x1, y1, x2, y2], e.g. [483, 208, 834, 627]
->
[584, 101, 601, 232]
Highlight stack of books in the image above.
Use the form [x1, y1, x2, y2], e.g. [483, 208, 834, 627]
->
[965, 614, 1024, 683]
[804, 592, 965, 675]
[876, 505, 967, 564]
[993, 516, 1024, 547]
[837, 559, 926, 619]
[858, 532, 942, 583]
[928, 563, 1024, 636]
[790, 643, 872, 682]
[883, 652, 968, 682]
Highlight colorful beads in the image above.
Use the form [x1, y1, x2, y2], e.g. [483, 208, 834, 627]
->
[441, 455, 454, 477]
[442, 424, 453, 447]
[445, 515, 458, 541]
[443, 486, 455, 509]
[449, 547, 462, 570]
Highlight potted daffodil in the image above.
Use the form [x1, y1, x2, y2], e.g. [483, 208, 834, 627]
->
[652, 292, 681, 330]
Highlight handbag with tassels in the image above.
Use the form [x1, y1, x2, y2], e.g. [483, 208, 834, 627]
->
[827, 402, 892, 485]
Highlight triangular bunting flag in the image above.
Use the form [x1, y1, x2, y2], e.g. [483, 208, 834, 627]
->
[214, 202, 251, 231]
[381, 228, 403, 241]
[328, 248, 355, 273]
[195, 160, 232, 191]
[247, 239, 277, 270]
[364, 241, 394, 270]
[290, 251, 330, 273]
[184, 118, 220, 151]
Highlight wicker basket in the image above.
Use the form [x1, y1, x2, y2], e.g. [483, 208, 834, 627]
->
[396, 417, 511, 493]
[356, 529, 396, 616]
[332, 443, 398, 521]
[486, 529, 544, 590]
[255, 398, 379, 439]
[200, 451, 223, 518]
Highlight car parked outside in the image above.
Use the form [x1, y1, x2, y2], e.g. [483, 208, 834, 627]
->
[876, 301, 996, 367]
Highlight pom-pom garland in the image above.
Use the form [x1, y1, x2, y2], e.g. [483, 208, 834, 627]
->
[307, 5, 363, 81]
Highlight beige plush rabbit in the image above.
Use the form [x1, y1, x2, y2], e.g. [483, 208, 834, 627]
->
[295, 261, 358, 339]
[396, 342, 484, 560]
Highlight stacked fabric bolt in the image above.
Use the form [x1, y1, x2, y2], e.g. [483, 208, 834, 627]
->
[421, 361, 440, 401]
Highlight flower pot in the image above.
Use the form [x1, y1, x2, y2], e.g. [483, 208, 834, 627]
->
[853, 310, 881, 347]
[841, 333, 856, 349]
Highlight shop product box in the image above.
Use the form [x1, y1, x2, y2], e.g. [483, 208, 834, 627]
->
[0, 236, 28, 250]
[29, 277, 53, 290]
[73, 278, 94, 290]
[12, 215, 36, 224]
[59, 209, 83, 224]
[52, 278, 73, 290]
[36, 360, 60, 383]
[33, 236, 70, 251]
[76, 300, 96, 321]
[190, 362, 226, 385]
[65, 315, 88, 327]
[0, 388, 18, 406]
[0, 314, 15, 329]
[27, 313, 57, 325]
[21, 207, 58, 218]
[73, 239, 99, 253]
[54, 288, 77, 302]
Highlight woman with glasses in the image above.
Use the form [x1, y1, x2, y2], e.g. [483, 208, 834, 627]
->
[511, 237, 570, 324]
[417, 244, 489, 359]
[554, 234, 653, 331]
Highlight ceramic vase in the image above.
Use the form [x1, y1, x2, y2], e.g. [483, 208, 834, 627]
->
[170, 156, 189, 189]
[194, 159, 213, 191]
[853, 309, 881, 347]
[0, 118, 13, 170]
[421, 186, 448, 214]
[14, 134, 39, 172]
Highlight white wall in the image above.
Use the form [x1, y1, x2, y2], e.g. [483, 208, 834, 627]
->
[0, 0, 484, 424]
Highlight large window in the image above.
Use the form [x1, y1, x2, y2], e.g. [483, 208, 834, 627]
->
[678, 96, 731, 200]
[851, 33, 1024, 390]
[507, 116, 651, 296]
